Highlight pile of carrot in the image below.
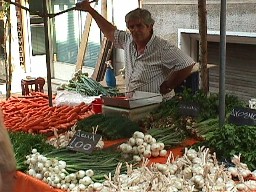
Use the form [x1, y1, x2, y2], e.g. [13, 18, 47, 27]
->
[0, 92, 94, 135]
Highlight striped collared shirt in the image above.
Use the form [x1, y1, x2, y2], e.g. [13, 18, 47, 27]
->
[114, 29, 195, 93]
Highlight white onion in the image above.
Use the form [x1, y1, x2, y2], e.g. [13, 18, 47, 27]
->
[150, 143, 160, 152]
[159, 149, 167, 157]
[85, 169, 94, 177]
[60, 184, 68, 190]
[228, 166, 238, 177]
[28, 168, 36, 176]
[144, 134, 153, 143]
[158, 142, 165, 150]
[76, 170, 86, 179]
[69, 183, 76, 190]
[32, 148, 37, 154]
[135, 138, 144, 146]
[128, 137, 136, 146]
[151, 150, 160, 157]
[137, 145, 145, 154]
[133, 155, 141, 162]
[58, 160, 67, 169]
[143, 150, 151, 158]
[92, 182, 103, 191]
[133, 131, 144, 139]
[81, 176, 92, 186]
[78, 183, 86, 190]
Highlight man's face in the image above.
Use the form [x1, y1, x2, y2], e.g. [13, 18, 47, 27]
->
[126, 19, 153, 44]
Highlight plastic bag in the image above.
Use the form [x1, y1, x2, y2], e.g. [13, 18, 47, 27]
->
[54, 90, 101, 107]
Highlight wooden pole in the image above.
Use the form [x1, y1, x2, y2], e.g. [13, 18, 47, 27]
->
[43, 0, 53, 106]
[75, 2, 99, 72]
[198, 0, 208, 93]
[75, 13, 93, 72]
[101, 0, 107, 20]
[6, 5, 11, 99]
[219, 0, 227, 127]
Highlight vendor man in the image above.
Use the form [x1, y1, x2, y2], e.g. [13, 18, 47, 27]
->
[76, 1, 196, 97]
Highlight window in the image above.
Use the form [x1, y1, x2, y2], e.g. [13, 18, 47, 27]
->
[29, 0, 46, 55]
[52, 0, 101, 67]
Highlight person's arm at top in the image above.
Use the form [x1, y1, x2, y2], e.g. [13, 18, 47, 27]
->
[75, 0, 117, 42]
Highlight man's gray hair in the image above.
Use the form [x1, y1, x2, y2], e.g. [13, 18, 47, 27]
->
[125, 8, 155, 26]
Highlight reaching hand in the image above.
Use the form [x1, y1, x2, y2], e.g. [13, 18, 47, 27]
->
[75, 0, 92, 12]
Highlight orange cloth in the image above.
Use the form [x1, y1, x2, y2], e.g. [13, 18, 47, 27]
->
[14, 171, 62, 192]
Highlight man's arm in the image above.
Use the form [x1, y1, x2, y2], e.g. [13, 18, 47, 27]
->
[160, 64, 194, 95]
[76, 0, 117, 42]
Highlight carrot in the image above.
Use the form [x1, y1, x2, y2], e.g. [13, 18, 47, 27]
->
[66, 107, 81, 116]
[86, 110, 95, 116]
[66, 113, 78, 122]
[58, 124, 71, 129]
[31, 125, 45, 130]
[13, 104, 26, 111]
[38, 105, 51, 111]
[39, 121, 49, 127]
[23, 118, 44, 130]
[56, 119, 68, 124]
[80, 105, 91, 113]
[8, 97, 19, 102]
[56, 105, 72, 113]
[4, 118, 20, 125]
[48, 121, 57, 127]
[44, 111, 53, 119]
[39, 129, 52, 134]
[77, 102, 86, 109]
[78, 113, 90, 120]
[5, 107, 17, 112]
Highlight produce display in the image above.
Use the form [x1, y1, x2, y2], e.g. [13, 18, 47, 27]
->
[0, 92, 93, 135]
[9, 131, 55, 171]
[118, 131, 168, 161]
[58, 70, 119, 97]
[99, 147, 256, 191]
[1, 87, 256, 192]
[75, 114, 143, 140]
[25, 148, 131, 191]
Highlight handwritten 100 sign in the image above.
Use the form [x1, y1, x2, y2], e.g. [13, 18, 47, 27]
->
[67, 130, 102, 153]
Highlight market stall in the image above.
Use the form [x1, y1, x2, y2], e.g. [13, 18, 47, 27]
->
[0, 71, 256, 191]
[1, 83, 256, 191]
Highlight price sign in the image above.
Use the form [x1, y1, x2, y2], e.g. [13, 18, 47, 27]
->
[229, 107, 256, 126]
[179, 102, 200, 117]
[67, 130, 102, 153]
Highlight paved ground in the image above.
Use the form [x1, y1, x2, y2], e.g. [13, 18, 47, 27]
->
[0, 78, 64, 101]
[0, 75, 125, 101]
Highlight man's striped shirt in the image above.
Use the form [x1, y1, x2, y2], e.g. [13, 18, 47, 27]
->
[114, 29, 195, 93]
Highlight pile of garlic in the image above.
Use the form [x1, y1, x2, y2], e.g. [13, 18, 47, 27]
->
[118, 131, 168, 162]
[25, 149, 103, 192]
[101, 146, 256, 192]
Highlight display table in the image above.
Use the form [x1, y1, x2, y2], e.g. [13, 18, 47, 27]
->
[14, 138, 198, 192]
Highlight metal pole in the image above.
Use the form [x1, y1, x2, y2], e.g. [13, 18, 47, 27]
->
[42, 0, 53, 106]
[219, 0, 227, 127]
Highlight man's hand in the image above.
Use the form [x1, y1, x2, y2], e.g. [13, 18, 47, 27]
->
[160, 81, 172, 95]
[75, 0, 93, 12]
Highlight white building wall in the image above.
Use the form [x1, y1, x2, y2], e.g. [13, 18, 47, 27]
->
[142, 1, 256, 46]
